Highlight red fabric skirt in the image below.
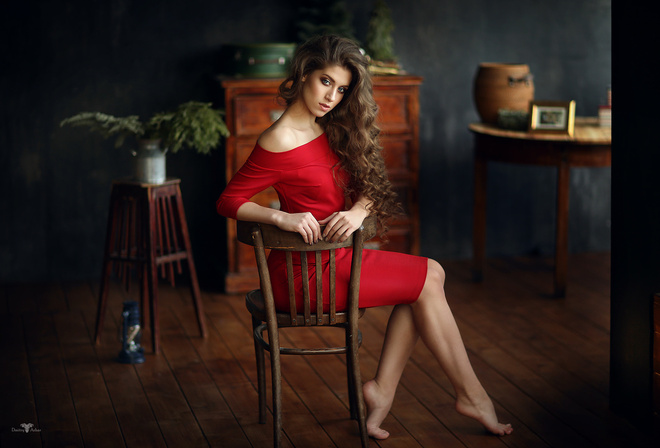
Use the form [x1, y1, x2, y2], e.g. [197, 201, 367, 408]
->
[267, 248, 428, 313]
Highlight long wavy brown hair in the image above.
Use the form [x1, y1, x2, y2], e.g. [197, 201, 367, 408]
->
[278, 35, 401, 233]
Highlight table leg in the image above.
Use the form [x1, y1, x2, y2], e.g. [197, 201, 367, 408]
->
[173, 184, 207, 339]
[473, 154, 487, 282]
[95, 186, 119, 345]
[554, 160, 570, 297]
[145, 189, 160, 353]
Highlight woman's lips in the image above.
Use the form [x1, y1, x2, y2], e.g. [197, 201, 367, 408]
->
[319, 103, 331, 112]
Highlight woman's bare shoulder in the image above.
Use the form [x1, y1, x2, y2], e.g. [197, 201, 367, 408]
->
[257, 125, 298, 153]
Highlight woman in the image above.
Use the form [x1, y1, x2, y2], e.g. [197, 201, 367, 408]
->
[217, 35, 512, 440]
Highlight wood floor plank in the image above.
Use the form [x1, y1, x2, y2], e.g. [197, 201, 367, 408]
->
[22, 312, 84, 447]
[446, 260, 611, 394]
[458, 305, 608, 418]
[122, 285, 209, 447]
[448, 285, 611, 399]
[133, 353, 209, 447]
[440, 259, 638, 448]
[364, 270, 592, 446]
[216, 293, 332, 448]
[62, 281, 98, 315]
[398, 361, 511, 448]
[285, 307, 506, 448]
[52, 310, 125, 448]
[278, 327, 374, 446]
[0, 314, 41, 448]
[363, 350, 469, 448]
[3, 253, 653, 448]
[76, 281, 169, 448]
[5, 283, 39, 315]
[461, 322, 611, 447]
[190, 326, 271, 448]
[303, 322, 425, 447]
[358, 308, 522, 448]
[160, 302, 252, 448]
[201, 296, 285, 447]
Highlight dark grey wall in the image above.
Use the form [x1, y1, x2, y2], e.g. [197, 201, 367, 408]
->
[2, 0, 611, 284]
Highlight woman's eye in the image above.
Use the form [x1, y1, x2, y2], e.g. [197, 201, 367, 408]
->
[321, 78, 331, 85]
[338, 87, 346, 94]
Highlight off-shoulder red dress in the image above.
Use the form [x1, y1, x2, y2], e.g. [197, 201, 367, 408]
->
[217, 133, 427, 312]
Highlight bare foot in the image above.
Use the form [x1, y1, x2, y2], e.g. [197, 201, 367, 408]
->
[455, 390, 513, 436]
[362, 380, 393, 440]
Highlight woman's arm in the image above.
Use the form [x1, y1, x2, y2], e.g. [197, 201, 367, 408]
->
[320, 195, 372, 242]
[236, 201, 322, 245]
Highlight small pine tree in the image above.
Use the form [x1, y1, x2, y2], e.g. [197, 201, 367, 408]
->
[365, 0, 396, 62]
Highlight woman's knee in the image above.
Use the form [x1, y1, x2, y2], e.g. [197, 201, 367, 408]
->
[414, 259, 447, 308]
[427, 259, 446, 287]
[417, 259, 445, 300]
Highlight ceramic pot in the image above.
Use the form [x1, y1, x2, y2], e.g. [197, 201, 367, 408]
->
[473, 63, 534, 124]
[134, 139, 166, 184]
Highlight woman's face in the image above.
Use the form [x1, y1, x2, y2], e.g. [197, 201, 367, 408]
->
[300, 65, 352, 118]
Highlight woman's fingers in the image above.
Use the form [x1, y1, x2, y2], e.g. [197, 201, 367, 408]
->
[297, 214, 320, 244]
[290, 211, 364, 244]
[278, 212, 320, 244]
[323, 214, 356, 242]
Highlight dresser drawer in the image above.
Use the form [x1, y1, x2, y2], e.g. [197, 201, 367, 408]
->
[382, 136, 414, 179]
[374, 90, 414, 134]
[233, 95, 284, 136]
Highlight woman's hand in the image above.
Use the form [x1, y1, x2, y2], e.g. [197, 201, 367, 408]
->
[320, 207, 368, 243]
[275, 211, 322, 245]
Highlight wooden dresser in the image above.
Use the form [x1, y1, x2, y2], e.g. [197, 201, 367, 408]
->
[221, 75, 423, 293]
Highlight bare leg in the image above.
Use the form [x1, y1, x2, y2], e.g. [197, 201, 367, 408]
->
[363, 259, 512, 438]
[363, 304, 418, 439]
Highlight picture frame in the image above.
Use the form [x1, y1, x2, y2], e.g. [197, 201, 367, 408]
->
[528, 100, 576, 136]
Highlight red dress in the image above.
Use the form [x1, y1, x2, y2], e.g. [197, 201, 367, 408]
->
[217, 133, 427, 312]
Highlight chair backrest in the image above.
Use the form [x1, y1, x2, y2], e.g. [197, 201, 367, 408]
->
[237, 215, 377, 327]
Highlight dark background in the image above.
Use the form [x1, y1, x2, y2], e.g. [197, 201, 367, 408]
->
[3, 0, 656, 435]
[1, 0, 611, 284]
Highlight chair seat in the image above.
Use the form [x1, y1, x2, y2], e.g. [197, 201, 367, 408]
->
[245, 289, 365, 326]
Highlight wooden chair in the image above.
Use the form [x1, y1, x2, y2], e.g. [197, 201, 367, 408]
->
[237, 216, 377, 448]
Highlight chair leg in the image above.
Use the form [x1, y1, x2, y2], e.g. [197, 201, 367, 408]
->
[352, 355, 368, 448]
[252, 317, 267, 424]
[346, 327, 358, 420]
[270, 344, 283, 448]
[348, 326, 368, 448]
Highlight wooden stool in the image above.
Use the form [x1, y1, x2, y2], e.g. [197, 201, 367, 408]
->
[94, 178, 207, 353]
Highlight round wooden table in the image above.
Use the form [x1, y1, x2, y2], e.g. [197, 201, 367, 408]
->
[469, 117, 611, 297]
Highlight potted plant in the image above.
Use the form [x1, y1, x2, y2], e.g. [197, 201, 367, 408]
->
[60, 101, 230, 183]
[365, 0, 401, 75]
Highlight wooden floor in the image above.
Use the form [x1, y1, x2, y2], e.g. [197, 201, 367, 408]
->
[0, 252, 653, 447]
